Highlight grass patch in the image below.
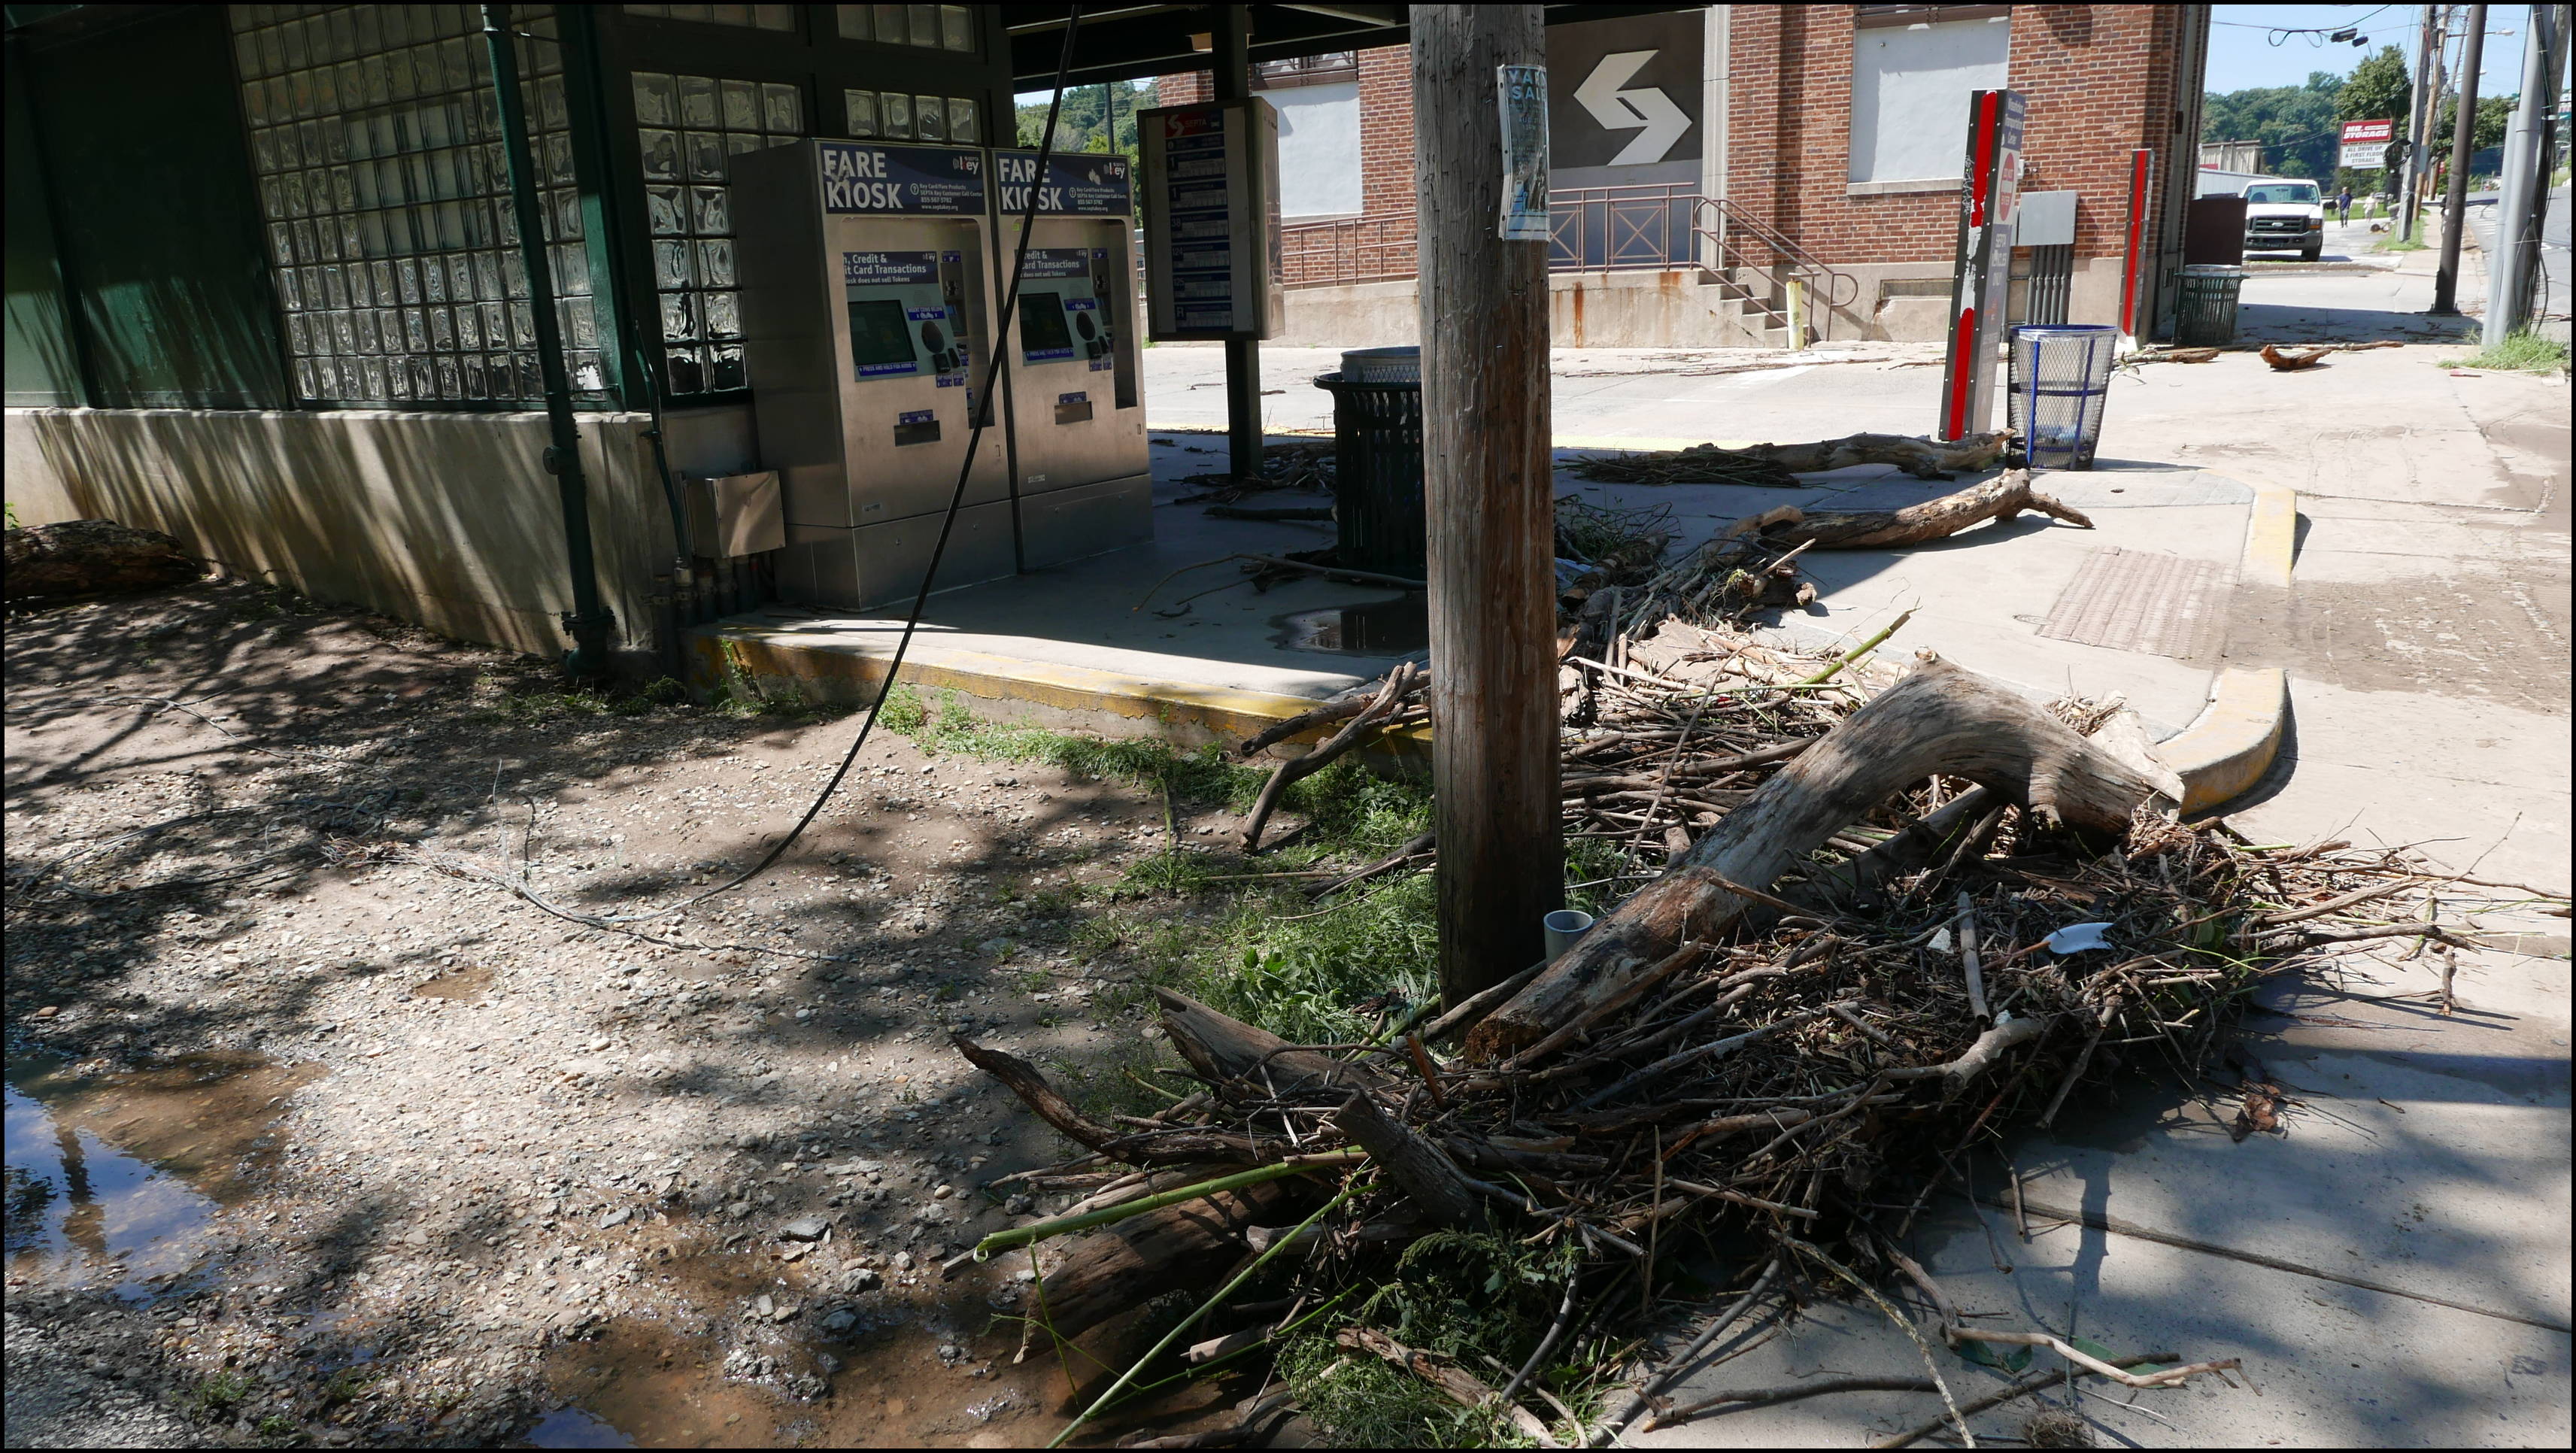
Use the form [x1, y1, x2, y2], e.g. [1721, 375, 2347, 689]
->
[2443, 329, 2569, 372]
[887, 685, 1643, 1048]
[190, 1371, 253, 1417]
[1276, 1230, 1604, 1447]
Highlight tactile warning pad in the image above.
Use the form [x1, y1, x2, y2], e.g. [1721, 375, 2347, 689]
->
[2036, 547, 2228, 660]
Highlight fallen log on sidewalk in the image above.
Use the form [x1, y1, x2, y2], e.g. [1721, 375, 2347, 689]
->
[1466, 654, 2165, 1062]
[1728, 469, 2093, 552]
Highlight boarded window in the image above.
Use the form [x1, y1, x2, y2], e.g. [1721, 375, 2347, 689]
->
[1848, 13, 2010, 184]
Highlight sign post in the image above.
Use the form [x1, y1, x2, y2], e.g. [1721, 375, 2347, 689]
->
[1938, 89, 2026, 442]
[2117, 147, 2153, 341]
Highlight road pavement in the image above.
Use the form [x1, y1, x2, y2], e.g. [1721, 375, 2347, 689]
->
[2465, 184, 2572, 340]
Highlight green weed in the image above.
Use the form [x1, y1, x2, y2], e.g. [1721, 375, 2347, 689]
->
[2444, 329, 2569, 372]
[1276, 1231, 1591, 1447]
[190, 1371, 253, 1417]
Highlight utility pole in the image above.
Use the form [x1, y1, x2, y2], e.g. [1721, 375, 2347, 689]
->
[2487, 3, 2565, 342]
[1412, 5, 1561, 1002]
[2432, 2, 2488, 313]
[2402, 5, 2444, 240]
[1211, 5, 1263, 481]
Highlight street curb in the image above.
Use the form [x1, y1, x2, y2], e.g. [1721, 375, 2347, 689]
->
[2155, 475, 2297, 814]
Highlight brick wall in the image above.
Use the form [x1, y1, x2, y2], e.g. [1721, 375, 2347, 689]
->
[1728, 5, 2176, 268]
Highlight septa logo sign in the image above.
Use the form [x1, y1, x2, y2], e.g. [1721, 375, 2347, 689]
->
[1573, 52, 1690, 165]
[1546, 11, 1701, 173]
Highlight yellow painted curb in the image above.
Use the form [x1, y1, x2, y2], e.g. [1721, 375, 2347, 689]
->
[2238, 474, 2297, 589]
[2162, 665, 2290, 814]
[693, 626, 1428, 763]
[1154, 425, 1754, 453]
[2159, 472, 2299, 813]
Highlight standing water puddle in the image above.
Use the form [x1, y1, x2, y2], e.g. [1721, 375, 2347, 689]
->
[1273, 593, 1429, 655]
[4, 1052, 315, 1297]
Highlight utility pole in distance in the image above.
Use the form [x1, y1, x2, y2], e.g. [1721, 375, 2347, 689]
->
[1211, 6, 1263, 481]
[2486, 2, 2563, 343]
[2432, 2, 2487, 314]
[2402, 5, 2441, 241]
[1412, 5, 1562, 1003]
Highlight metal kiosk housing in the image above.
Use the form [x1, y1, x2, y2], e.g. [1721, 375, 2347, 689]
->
[732, 139, 1010, 608]
[991, 150, 1151, 569]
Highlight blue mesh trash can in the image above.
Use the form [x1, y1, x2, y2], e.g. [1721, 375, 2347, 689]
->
[2008, 324, 2119, 471]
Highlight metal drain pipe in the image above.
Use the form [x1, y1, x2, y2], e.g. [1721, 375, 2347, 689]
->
[484, 3, 614, 675]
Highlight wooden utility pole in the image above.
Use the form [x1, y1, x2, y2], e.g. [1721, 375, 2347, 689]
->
[2401, 5, 2443, 241]
[1211, 5, 1263, 480]
[1413, 5, 1561, 1002]
[2431, 2, 2486, 314]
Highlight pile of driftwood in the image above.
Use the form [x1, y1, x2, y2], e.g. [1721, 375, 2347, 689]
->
[1568, 430, 2010, 487]
[950, 491, 2514, 1445]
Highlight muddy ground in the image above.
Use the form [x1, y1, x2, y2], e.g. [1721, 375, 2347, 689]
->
[4, 581, 1274, 1448]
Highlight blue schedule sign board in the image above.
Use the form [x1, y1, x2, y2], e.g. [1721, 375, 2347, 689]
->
[818, 142, 987, 214]
[1138, 99, 1281, 341]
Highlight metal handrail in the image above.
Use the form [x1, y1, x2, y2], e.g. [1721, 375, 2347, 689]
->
[1695, 196, 1862, 311]
[1277, 190, 1865, 347]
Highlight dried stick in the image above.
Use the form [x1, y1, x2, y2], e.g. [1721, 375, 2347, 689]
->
[1956, 890, 1989, 1021]
[1584, 1257, 1782, 1445]
[1869, 1351, 2186, 1449]
[1242, 661, 1416, 852]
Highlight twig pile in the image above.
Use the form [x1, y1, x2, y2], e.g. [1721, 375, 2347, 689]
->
[1175, 440, 1338, 504]
[957, 613, 2546, 1446]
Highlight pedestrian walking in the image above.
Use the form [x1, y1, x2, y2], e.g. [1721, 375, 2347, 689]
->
[2336, 187, 2353, 225]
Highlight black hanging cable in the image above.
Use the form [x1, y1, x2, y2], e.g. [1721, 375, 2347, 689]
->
[470, 8, 1090, 928]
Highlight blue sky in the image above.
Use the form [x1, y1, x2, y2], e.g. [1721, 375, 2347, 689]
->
[2207, 4, 2533, 99]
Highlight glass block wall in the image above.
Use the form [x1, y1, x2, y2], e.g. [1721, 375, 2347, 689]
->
[629, 71, 809, 394]
[835, 6, 985, 145]
[229, 3, 605, 406]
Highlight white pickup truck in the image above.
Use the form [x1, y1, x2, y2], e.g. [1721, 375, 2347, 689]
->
[2195, 169, 2327, 259]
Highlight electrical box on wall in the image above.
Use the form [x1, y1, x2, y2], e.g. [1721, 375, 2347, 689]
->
[1136, 98, 1284, 341]
[731, 138, 1012, 609]
[684, 472, 786, 560]
[992, 149, 1151, 570]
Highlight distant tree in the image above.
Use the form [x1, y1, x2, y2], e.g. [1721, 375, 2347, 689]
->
[2432, 92, 2517, 154]
[1015, 80, 1151, 165]
[2335, 45, 2411, 127]
[2201, 80, 2340, 180]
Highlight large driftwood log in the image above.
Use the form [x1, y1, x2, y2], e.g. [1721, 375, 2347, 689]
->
[1737, 469, 2093, 551]
[1465, 655, 2166, 1062]
[5, 520, 200, 601]
[1020, 1174, 1316, 1355]
[1331, 1092, 1485, 1227]
[1731, 430, 2009, 481]
[1155, 987, 1390, 1097]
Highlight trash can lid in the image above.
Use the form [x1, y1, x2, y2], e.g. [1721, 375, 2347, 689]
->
[1340, 345, 1422, 383]
[2179, 264, 2247, 277]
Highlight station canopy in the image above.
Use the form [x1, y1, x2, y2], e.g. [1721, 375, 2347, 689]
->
[1004, 4, 1701, 87]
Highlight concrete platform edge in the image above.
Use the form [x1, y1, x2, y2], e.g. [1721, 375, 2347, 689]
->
[690, 626, 1431, 766]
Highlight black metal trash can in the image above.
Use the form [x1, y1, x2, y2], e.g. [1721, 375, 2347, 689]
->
[2174, 264, 2246, 346]
[1313, 347, 1425, 578]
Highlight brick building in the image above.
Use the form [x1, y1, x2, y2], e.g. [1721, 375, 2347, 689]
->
[1163, 5, 2211, 347]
